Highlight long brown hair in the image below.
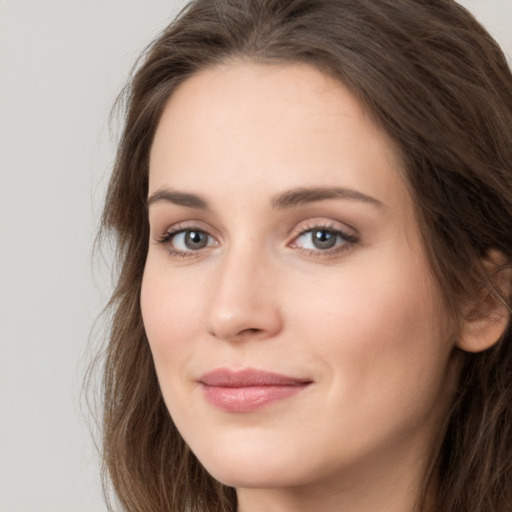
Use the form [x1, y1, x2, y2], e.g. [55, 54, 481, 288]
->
[96, 1, 512, 510]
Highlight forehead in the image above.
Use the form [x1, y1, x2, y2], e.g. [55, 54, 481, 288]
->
[149, 61, 409, 212]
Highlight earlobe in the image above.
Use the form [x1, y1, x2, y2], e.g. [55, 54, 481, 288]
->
[456, 251, 511, 353]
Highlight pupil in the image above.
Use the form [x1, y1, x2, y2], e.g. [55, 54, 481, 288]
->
[185, 231, 207, 249]
[313, 230, 336, 249]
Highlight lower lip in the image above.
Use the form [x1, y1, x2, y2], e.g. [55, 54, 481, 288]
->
[201, 384, 309, 413]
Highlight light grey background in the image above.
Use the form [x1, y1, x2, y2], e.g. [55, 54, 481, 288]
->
[0, 1, 510, 511]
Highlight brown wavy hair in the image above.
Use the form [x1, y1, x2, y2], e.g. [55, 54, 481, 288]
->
[95, 1, 512, 510]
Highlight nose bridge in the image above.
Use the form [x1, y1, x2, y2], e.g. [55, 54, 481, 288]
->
[206, 238, 281, 341]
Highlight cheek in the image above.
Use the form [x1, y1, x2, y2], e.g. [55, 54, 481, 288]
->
[284, 250, 452, 407]
[140, 263, 203, 375]
[287, 258, 438, 346]
[274, 255, 455, 474]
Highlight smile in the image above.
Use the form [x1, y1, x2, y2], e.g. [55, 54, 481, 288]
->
[198, 368, 312, 413]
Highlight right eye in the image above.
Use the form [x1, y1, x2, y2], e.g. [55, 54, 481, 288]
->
[157, 228, 218, 256]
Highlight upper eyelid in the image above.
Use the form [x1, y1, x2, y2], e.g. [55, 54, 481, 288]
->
[154, 220, 219, 238]
[289, 218, 358, 239]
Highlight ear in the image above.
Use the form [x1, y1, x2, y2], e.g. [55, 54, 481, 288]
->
[456, 250, 511, 353]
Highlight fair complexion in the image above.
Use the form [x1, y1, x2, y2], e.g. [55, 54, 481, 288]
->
[142, 62, 460, 512]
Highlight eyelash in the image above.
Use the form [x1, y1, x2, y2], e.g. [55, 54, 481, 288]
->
[155, 222, 358, 259]
[155, 227, 215, 258]
[289, 222, 358, 257]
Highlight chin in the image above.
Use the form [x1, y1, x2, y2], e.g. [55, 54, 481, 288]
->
[203, 459, 305, 489]
[188, 432, 320, 489]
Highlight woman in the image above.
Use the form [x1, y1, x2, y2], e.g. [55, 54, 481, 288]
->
[97, 0, 512, 511]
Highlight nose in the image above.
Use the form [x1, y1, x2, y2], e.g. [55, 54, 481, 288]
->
[205, 246, 283, 342]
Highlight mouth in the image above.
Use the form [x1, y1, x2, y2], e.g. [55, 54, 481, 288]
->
[198, 368, 313, 413]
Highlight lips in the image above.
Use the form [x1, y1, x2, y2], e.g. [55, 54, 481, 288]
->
[198, 368, 312, 413]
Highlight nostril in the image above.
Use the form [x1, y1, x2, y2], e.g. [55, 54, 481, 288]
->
[240, 328, 262, 336]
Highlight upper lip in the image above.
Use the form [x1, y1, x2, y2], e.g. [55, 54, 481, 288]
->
[198, 368, 312, 387]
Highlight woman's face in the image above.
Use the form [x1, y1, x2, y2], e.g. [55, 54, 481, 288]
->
[142, 62, 458, 495]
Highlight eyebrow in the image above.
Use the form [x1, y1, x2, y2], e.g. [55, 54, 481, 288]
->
[271, 186, 385, 210]
[147, 189, 209, 209]
[147, 186, 385, 210]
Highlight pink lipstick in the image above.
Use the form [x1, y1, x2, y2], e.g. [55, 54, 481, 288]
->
[198, 368, 312, 413]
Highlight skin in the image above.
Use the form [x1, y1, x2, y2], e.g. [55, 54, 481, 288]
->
[141, 62, 461, 512]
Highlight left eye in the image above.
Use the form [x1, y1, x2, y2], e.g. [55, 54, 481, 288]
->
[293, 228, 349, 250]
[170, 230, 215, 251]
